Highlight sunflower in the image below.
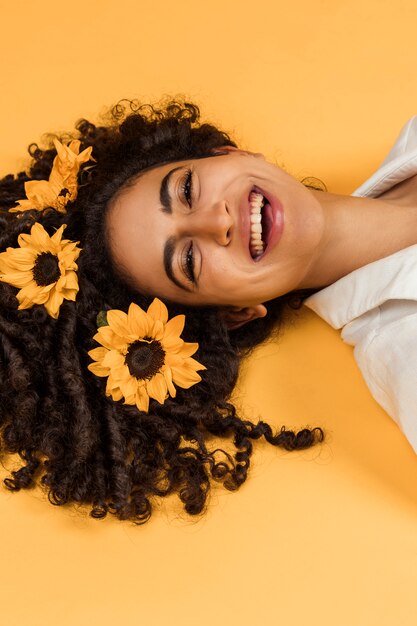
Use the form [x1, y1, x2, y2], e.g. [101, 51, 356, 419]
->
[10, 138, 94, 213]
[0, 222, 81, 318]
[88, 298, 206, 413]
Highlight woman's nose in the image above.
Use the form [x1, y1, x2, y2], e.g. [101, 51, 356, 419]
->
[178, 200, 233, 245]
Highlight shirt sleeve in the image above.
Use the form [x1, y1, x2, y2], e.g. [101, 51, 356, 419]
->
[349, 312, 417, 454]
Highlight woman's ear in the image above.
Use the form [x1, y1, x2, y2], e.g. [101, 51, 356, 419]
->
[211, 146, 265, 160]
[220, 304, 268, 331]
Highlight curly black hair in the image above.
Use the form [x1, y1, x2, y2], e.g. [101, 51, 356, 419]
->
[0, 97, 325, 524]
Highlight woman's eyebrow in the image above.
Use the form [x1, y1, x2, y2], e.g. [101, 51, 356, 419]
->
[160, 166, 182, 214]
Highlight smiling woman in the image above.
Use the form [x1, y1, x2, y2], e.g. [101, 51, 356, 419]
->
[106, 146, 325, 312]
[0, 98, 325, 524]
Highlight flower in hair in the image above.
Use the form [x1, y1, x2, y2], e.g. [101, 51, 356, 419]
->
[87, 298, 206, 413]
[10, 138, 94, 214]
[0, 222, 81, 318]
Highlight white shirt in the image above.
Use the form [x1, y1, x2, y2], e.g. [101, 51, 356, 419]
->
[304, 115, 417, 454]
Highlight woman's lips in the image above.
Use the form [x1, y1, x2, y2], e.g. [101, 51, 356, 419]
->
[243, 186, 284, 262]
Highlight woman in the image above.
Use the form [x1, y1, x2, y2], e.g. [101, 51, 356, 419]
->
[103, 107, 417, 458]
[0, 98, 410, 525]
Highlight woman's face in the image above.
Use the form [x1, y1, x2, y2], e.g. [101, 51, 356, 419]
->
[106, 147, 325, 310]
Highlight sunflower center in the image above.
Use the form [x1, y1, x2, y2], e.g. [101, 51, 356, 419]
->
[32, 252, 61, 286]
[125, 339, 166, 380]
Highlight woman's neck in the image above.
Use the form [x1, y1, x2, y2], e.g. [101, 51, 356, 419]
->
[303, 184, 417, 289]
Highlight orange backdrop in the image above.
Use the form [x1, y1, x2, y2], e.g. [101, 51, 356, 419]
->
[1, 1, 417, 625]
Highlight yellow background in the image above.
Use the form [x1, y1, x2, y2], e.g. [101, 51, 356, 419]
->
[1, 1, 417, 625]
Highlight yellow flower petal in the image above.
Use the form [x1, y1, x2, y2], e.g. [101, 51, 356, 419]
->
[102, 349, 125, 369]
[164, 352, 184, 368]
[151, 319, 164, 340]
[171, 366, 202, 388]
[135, 386, 150, 413]
[44, 289, 64, 318]
[107, 309, 129, 338]
[88, 362, 110, 377]
[17, 233, 33, 247]
[58, 252, 78, 271]
[109, 386, 124, 402]
[105, 375, 117, 395]
[183, 357, 207, 372]
[120, 376, 139, 399]
[60, 270, 79, 291]
[0, 270, 34, 288]
[50, 224, 67, 245]
[147, 298, 168, 324]
[127, 303, 150, 337]
[146, 372, 168, 404]
[61, 240, 80, 253]
[21, 180, 59, 210]
[0, 248, 37, 270]
[60, 288, 78, 302]
[111, 364, 131, 384]
[177, 342, 199, 358]
[163, 366, 177, 398]
[17, 283, 49, 305]
[17, 296, 36, 310]
[95, 326, 128, 351]
[29, 222, 53, 251]
[88, 347, 108, 363]
[163, 314, 185, 342]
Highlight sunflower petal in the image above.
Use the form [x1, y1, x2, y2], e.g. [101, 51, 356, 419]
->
[29, 222, 52, 252]
[0, 270, 34, 288]
[17, 233, 32, 247]
[88, 347, 108, 363]
[147, 298, 168, 324]
[163, 314, 185, 342]
[106, 375, 118, 395]
[111, 364, 131, 383]
[60, 288, 78, 302]
[50, 225, 66, 245]
[95, 325, 129, 351]
[151, 319, 164, 340]
[59, 274, 77, 291]
[163, 367, 177, 398]
[107, 309, 129, 338]
[109, 387, 124, 402]
[186, 357, 207, 372]
[171, 366, 202, 388]
[88, 362, 110, 377]
[17, 296, 36, 310]
[127, 303, 150, 338]
[102, 349, 125, 369]
[44, 289, 64, 318]
[135, 386, 150, 413]
[0, 248, 36, 270]
[58, 252, 78, 271]
[146, 372, 168, 404]
[178, 342, 199, 358]
[164, 353, 180, 368]
[120, 376, 139, 399]
[16, 288, 45, 308]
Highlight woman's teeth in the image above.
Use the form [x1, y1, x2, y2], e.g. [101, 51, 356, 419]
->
[249, 190, 265, 257]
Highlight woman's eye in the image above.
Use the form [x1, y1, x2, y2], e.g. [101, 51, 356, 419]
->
[180, 168, 193, 208]
[182, 241, 195, 284]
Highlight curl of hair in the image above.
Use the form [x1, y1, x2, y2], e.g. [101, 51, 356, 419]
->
[0, 97, 325, 524]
